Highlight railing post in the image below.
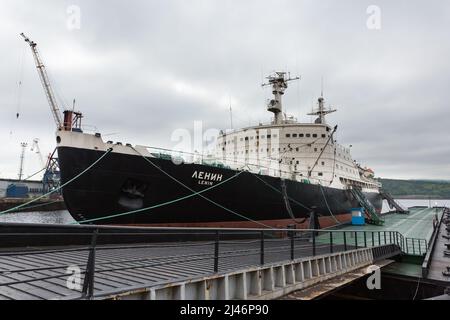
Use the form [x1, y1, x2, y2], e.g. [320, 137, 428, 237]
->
[364, 232, 367, 248]
[329, 232, 334, 254]
[412, 239, 416, 255]
[406, 238, 409, 254]
[355, 231, 358, 248]
[384, 232, 387, 245]
[290, 230, 295, 261]
[372, 232, 374, 247]
[260, 231, 265, 265]
[343, 232, 347, 251]
[312, 231, 316, 257]
[214, 230, 220, 273]
[82, 229, 98, 300]
[378, 232, 381, 246]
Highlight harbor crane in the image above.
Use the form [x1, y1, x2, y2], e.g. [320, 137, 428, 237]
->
[18, 142, 28, 181]
[20, 33, 63, 129]
[30, 138, 45, 169]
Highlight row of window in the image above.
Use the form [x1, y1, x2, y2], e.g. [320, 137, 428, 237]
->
[222, 147, 324, 154]
[336, 164, 357, 175]
[221, 132, 329, 145]
[288, 160, 326, 166]
[286, 133, 327, 139]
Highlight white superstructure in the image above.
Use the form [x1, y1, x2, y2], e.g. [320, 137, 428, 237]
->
[214, 72, 380, 192]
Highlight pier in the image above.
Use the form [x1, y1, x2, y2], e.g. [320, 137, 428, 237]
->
[0, 206, 448, 300]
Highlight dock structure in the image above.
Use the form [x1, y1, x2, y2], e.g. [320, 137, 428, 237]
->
[0, 225, 403, 300]
[0, 206, 447, 300]
[422, 207, 450, 283]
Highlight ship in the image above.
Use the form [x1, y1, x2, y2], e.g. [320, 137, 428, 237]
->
[57, 72, 383, 228]
[21, 34, 383, 229]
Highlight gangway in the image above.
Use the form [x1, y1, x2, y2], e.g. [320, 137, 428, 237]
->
[380, 189, 409, 214]
[349, 187, 384, 226]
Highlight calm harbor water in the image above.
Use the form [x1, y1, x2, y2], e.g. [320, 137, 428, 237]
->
[0, 199, 448, 225]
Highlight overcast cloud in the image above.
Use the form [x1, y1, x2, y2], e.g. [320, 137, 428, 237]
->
[0, 0, 449, 180]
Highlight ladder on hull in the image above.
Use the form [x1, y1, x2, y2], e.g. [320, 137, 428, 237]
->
[380, 190, 409, 214]
[350, 187, 384, 226]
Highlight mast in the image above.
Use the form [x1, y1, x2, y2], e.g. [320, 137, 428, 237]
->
[308, 93, 337, 124]
[20, 33, 63, 129]
[262, 72, 300, 125]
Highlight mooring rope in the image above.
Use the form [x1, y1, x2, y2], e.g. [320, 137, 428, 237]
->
[74, 169, 250, 225]
[279, 178, 308, 224]
[319, 183, 340, 224]
[127, 146, 275, 229]
[0, 148, 113, 216]
[251, 173, 311, 211]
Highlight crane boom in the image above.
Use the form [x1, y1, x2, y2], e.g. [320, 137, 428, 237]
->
[20, 33, 63, 129]
[18, 142, 28, 181]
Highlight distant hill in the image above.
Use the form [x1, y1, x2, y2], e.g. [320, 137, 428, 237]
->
[379, 179, 450, 199]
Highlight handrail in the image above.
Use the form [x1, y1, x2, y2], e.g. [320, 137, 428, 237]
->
[422, 207, 448, 277]
[0, 226, 427, 300]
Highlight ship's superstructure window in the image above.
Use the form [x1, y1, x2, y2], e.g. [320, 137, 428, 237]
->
[306, 134, 311, 137]
[300, 134, 304, 137]
[293, 134, 298, 138]
[313, 134, 318, 138]
[286, 134, 291, 138]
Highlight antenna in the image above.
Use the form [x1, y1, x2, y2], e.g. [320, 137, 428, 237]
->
[229, 96, 234, 130]
[308, 78, 336, 124]
[321, 76, 324, 98]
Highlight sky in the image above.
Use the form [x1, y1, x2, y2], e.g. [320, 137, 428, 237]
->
[0, 0, 449, 180]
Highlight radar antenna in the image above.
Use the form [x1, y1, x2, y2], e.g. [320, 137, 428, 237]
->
[262, 72, 300, 125]
[307, 84, 337, 124]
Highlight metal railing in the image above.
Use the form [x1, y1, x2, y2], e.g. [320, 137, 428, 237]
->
[0, 227, 423, 300]
[422, 207, 449, 277]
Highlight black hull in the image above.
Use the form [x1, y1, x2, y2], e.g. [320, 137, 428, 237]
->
[58, 147, 383, 228]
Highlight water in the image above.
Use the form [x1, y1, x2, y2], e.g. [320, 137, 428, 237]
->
[0, 199, 448, 225]
[381, 199, 450, 212]
[0, 210, 75, 224]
